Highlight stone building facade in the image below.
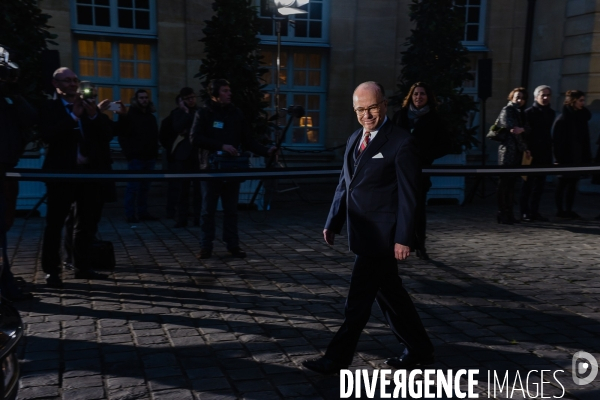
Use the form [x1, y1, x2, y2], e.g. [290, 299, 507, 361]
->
[38, 0, 599, 163]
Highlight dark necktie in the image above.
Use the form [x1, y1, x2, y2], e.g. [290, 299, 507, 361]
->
[358, 131, 371, 155]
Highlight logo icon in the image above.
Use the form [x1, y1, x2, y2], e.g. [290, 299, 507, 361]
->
[572, 351, 598, 385]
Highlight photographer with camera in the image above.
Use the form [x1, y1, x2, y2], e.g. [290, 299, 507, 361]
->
[0, 45, 37, 301]
[39, 67, 114, 288]
[190, 79, 276, 259]
[116, 89, 159, 223]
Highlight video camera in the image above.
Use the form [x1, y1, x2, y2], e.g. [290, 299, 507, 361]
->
[78, 80, 96, 101]
[0, 46, 19, 82]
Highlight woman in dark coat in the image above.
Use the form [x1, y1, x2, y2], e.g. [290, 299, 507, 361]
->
[393, 82, 450, 260]
[552, 90, 592, 219]
[487, 87, 529, 224]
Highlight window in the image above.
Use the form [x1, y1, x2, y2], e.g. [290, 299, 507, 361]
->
[257, 0, 329, 44]
[75, 38, 156, 116]
[72, 0, 156, 35]
[456, 0, 486, 48]
[262, 48, 327, 145]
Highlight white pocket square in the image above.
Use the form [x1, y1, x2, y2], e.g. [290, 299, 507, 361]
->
[372, 153, 384, 159]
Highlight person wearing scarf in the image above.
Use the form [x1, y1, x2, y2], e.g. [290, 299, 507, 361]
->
[552, 90, 593, 219]
[487, 87, 530, 224]
[393, 82, 450, 260]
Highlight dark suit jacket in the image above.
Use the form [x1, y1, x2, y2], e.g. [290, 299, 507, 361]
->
[325, 120, 421, 258]
[40, 98, 114, 172]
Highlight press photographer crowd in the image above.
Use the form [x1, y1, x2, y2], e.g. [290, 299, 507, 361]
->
[1, 42, 600, 311]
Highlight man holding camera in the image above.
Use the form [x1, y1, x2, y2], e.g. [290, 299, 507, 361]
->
[116, 89, 159, 223]
[190, 79, 276, 259]
[39, 67, 113, 287]
[0, 45, 37, 300]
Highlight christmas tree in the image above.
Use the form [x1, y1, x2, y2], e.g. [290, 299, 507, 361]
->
[197, 0, 269, 139]
[393, 0, 478, 152]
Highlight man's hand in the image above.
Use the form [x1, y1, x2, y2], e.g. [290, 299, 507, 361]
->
[511, 126, 525, 135]
[267, 146, 279, 156]
[524, 150, 532, 159]
[178, 99, 189, 113]
[72, 97, 85, 118]
[114, 100, 127, 115]
[323, 229, 335, 245]
[394, 243, 410, 260]
[97, 99, 111, 111]
[81, 99, 98, 118]
[222, 144, 239, 156]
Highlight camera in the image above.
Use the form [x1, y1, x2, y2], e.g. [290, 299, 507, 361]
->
[78, 80, 96, 101]
[0, 45, 19, 82]
[284, 105, 305, 118]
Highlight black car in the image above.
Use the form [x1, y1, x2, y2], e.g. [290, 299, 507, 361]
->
[0, 300, 23, 400]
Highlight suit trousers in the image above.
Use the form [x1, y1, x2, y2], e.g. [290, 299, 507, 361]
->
[42, 181, 104, 275]
[520, 175, 546, 216]
[325, 255, 434, 365]
[555, 176, 579, 212]
[124, 159, 155, 218]
[414, 176, 432, 250]
[200, 180, 240, 250]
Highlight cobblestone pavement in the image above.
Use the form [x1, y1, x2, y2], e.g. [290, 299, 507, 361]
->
[6, 179, 600, 400]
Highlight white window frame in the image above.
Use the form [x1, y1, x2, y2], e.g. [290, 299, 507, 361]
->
[256, 0, 330, 47]
[70, 0, 157, 37]
[262, 47, 328, 147]
[73, 37, 158, 109]
[459, 0, 487, 51]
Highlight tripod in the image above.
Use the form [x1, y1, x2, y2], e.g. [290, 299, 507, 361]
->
[464, 98, 497, 204]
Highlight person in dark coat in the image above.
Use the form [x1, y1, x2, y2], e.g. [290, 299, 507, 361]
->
[40, 67, 113, 287]
[171, 87, 202, 228]
[159, 95, 182, 219]
[302, 82, 433, 375]
[117, 89, 159, 223]
[521, 85, 555, 222]
[190, 79, 276, 259]
[552, 90, 593, 219]
[487, 87, 530, 224]
[0, 73, 37, 300]
[392, 82, 450, 260]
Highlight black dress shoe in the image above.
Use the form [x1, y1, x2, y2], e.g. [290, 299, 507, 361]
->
[4, 290, 34, 302]
[385, 351, 435, 370]
[139, 213, 159, 221]
[174, 220, 188, 228]
[532, 213, 549, 222]
[64, 261, 75, 270]
[302, 357, 348, 375]
[228, 247, 247, 258]
[74, 270, 109, 280]
[521, 213, 533, 222]
[197, 248, 212, 259]
[45, 274, 63, 288]
[416, 248, 430, 260]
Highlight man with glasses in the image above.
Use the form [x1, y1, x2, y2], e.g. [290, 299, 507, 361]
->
[39, 67, 113, 287]
[302, 81, 434, 375]
[169, 87, 202, 228]
[116, 89, 159, 223]
[521, 85, 555, 222]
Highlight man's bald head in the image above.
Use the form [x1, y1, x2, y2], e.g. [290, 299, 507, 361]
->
[52, 67, 79, 99]
[353, 81, 385, 103]
[353, 81, 387, 131]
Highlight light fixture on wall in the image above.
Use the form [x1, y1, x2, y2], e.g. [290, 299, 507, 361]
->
[274, 0, 309, 16]
[272, 0, 310, 120]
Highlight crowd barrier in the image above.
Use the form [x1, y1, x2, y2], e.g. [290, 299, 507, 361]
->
[5, 165, 600, 182]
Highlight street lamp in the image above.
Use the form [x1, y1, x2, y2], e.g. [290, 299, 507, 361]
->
[274, 0, 309, 15]
[272, 0, 309, 123]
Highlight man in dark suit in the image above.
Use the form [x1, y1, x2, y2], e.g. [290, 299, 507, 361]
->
[302, 82, 434, 375]
[40, 67, 113, 287]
